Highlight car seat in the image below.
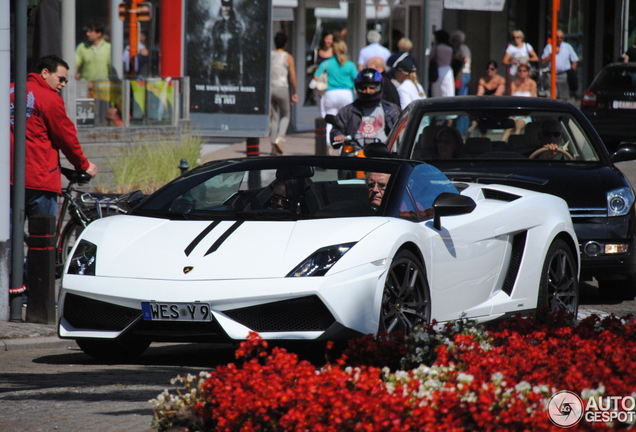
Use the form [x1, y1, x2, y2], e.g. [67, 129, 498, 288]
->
[463, 137, 492, 157]
[411, 125, 443, 160]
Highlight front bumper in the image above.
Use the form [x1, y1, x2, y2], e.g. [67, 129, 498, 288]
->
[58, 263, 386, 342]
[574, 215, 636, 281]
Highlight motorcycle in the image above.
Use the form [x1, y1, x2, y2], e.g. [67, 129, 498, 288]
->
[324, 114, 391, 179]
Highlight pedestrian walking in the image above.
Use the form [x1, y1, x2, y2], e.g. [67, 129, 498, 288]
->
[269, 32, 298, 155]
[450, 30, 471, 96]
[313, 40, 358, 142]
[393, 57, 426, 110]
[502, 30, 538, 93]
[75, 22, 112, 81]
[387, 37, 417, 80]
[541, 29, 579, 101]
[357, 30, 391, 71]
[430, 30, 455, 98]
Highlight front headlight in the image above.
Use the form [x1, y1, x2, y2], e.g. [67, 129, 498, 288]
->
[607, 187, 635, 217]
[287, 243, 356, 277]
[67, 240, 97, 275]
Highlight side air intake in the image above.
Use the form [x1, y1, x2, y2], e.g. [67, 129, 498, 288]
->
[482, 188, 521, 202]
[501, 231, 527, 295]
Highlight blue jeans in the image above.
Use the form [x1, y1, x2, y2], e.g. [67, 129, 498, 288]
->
[455, 73, 472, 134]
[25, 189, 58, 219]
[458, 72, 471, 96]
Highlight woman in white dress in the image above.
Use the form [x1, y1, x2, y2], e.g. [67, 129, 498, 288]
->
[502, 30, 539, 94]
[431, 30, 455, 98]
[394, 57, 426, 110]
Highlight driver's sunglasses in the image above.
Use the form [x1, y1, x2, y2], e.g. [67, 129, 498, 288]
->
[542, 131, 562, 138]
[270, 194, 291, 206]
[367, 181, 387, 190]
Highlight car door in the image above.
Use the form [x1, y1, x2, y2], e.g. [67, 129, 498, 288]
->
[399, 165, 508, 321]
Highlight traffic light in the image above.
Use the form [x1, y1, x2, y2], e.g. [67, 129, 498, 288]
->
[118, 1, 152, 21]
[136, 2, 152, 21]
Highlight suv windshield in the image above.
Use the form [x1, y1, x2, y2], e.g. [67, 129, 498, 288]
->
[398, 110, 599, 162]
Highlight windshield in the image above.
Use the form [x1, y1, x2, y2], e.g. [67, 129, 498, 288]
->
[399, 110, 599, 162]
[134, 164, 399, 220]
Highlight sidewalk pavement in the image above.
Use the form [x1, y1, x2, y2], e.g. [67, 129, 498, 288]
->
[0, 131, 335, 351]
[199, 131, 338, 163]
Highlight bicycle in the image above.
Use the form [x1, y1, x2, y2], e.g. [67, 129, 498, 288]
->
[55, 167, 143, 278]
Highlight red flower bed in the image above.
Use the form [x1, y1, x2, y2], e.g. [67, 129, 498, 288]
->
[151, 313, 636, 431]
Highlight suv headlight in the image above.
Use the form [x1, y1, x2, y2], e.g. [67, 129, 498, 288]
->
[67, 240, 97, 275]
[287, 243, 356, 277]
[607, 187, 635, 217]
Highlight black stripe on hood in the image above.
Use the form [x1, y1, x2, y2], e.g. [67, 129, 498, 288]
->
[184, 220, 222, 256]
[205, 221, 245, 256]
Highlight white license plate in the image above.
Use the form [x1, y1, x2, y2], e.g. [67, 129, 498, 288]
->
[141, 302, 212, 321]
[612, 100, 636, 109]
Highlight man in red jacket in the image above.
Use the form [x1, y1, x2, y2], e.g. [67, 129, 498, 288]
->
[11, 55, 98, 220]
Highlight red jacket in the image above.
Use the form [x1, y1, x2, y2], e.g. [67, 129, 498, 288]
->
[11, 73, 90, 194]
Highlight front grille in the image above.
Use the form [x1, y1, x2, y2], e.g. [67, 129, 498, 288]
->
[63, 293, 141, 331]
[569, 207, 607, 218]
[482, 188, 521, 202]
[501, 231, 527, 296]
[223, 295, 335, 332]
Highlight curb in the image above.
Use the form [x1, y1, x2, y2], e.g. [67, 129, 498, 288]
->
[1, 337, 78, 351]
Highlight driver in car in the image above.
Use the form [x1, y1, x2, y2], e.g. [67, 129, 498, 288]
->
[367, 172, 391, 211]
[537, 119, 567, 159]
[267, 179, 297, 211]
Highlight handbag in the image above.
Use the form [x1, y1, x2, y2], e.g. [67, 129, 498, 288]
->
[428, 58, 439, 83]
[315, 71, 328, 96]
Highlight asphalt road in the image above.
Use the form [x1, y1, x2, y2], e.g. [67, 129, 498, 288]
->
[1, 277, 634, 432]
[0, 342, 240, 432]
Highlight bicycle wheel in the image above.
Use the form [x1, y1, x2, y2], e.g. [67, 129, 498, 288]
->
[57, 220, 85, 278]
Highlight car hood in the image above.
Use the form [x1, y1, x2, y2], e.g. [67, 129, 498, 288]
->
[75, 215, 389, 280]
[433, 162, 629, 209]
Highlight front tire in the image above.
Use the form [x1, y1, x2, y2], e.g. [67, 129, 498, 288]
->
[537, 239, 579, 319]
[379, 250, 431, 335]
[77, 338, 151, 361]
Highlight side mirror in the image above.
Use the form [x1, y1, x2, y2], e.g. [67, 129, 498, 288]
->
[611, 142, 636, 163]
[432, 192, 476, 230]
[363, 142, 390, 158]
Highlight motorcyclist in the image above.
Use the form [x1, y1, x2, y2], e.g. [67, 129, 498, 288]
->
[330, 68, 401, 145]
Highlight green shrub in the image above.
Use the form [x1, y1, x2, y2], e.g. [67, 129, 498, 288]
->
[108, 135, 202, 194]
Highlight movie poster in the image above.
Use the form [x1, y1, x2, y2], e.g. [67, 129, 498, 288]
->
[186, 0, 271, 118]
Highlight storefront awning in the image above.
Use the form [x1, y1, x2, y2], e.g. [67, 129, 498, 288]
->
[444, 0, 506, 12]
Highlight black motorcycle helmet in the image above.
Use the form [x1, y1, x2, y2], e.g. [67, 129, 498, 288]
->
[355, 68, 383, 102]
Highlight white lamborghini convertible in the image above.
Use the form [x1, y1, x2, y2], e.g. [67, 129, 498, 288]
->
[58, 156, 579, 360]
